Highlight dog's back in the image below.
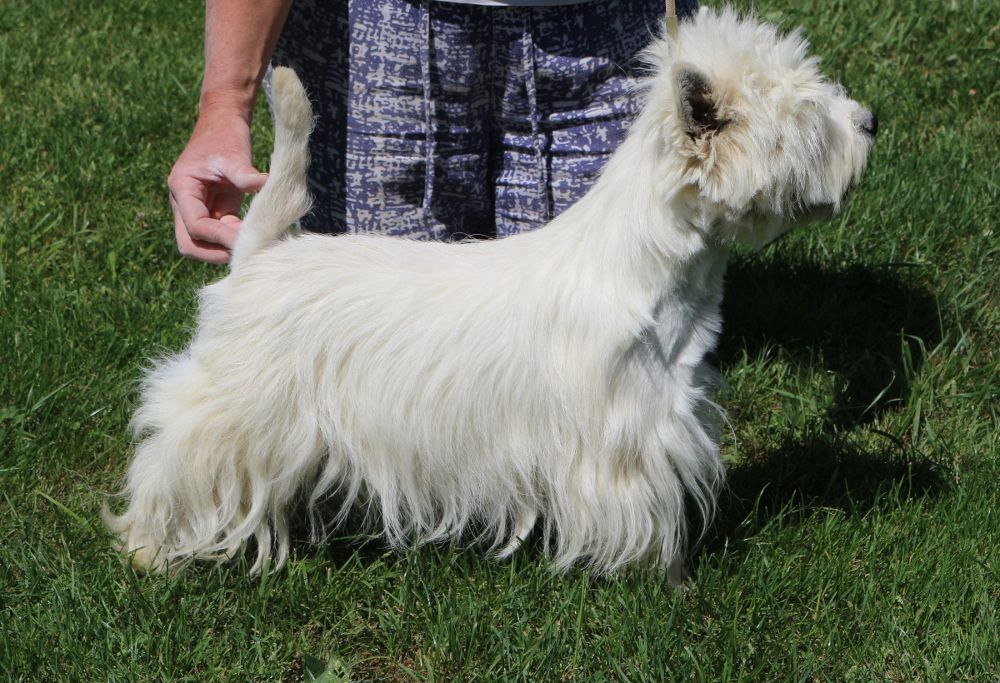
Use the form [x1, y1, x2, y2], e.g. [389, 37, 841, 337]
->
[230, 67, 314, 266]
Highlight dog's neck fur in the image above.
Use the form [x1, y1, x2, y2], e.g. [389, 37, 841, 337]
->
[536, 98, 730, 376]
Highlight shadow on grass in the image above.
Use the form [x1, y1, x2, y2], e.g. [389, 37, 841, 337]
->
[694, 433, 949, 563]
[694, 254, 949, 561]
[718, 255, 940, 427]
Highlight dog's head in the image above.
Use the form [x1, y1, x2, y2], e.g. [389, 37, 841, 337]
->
[644, 7, 876, 247]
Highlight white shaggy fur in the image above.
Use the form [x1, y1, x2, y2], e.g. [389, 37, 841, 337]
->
[106, 8, 875, 575]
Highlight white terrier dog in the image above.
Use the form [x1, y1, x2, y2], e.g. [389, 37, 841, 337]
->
[107, 7, 876, 577]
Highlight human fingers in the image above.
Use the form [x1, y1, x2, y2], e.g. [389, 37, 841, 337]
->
[169, 175, 241, 250]
[220, 161, 268, 194]
[169, 190, 234, 264]
[171, 202, 232, 264]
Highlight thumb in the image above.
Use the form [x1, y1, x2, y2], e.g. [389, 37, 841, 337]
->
[226, 164, 269, 193]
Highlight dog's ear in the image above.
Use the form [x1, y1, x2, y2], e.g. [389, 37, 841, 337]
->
[674, 66, 728, 139]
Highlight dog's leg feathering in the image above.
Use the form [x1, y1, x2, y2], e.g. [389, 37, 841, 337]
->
[105, 345, 326, 572]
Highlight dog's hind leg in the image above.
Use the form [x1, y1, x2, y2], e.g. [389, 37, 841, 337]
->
[105, 350, 324, 572]
[494, 506, 538, 559]
[106, 353, 232, 571]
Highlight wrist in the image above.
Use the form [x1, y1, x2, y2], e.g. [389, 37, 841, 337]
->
[198, 86, 257, 123]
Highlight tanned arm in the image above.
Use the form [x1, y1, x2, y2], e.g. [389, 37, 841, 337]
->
[168, 0, 294, 263]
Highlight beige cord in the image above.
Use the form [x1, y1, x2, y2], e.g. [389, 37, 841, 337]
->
[665, 0, 678, 40]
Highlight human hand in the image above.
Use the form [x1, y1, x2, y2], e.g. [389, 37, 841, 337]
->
[167, 104, 268, 264]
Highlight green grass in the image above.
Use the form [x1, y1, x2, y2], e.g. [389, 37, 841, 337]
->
[1, 0, 998, 680]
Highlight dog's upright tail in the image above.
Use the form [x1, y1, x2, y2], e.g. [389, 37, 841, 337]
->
[231, 66, 313, 267]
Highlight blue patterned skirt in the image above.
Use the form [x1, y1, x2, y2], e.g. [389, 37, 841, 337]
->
[271, 0, 697, 239]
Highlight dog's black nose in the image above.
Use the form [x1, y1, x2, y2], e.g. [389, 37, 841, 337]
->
[860, 110, 879, 138]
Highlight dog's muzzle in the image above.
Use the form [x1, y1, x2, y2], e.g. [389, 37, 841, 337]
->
[858, 109, 879, 138]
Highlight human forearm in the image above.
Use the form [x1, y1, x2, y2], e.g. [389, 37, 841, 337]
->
[167, 0, 292, 263]
[200, 0, 294, 120]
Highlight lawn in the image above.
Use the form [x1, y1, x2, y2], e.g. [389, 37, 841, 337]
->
[1, 0, 997, 680]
